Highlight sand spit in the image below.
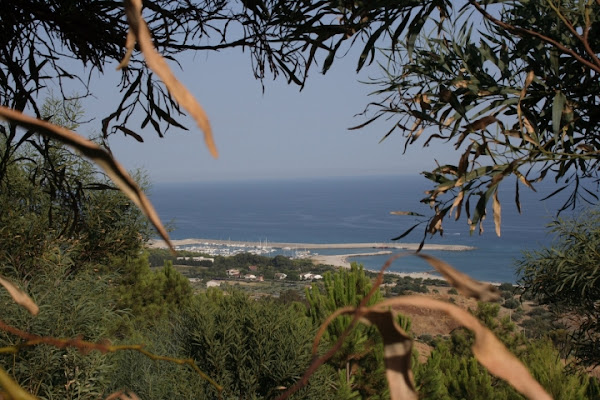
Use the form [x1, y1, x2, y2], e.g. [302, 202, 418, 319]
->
[148, 238, 475, 252]
[309, 252, 444, 281]
[310, 251, 392, 269]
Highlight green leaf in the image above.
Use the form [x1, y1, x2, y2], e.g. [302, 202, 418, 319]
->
[552, 90, 566, 138]
[391, 222, 422, 241]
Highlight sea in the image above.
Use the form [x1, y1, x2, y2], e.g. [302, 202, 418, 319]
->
[149, 174, 587, 283]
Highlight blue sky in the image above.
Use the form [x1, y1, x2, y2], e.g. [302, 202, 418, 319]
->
[82, 47, 458, 184]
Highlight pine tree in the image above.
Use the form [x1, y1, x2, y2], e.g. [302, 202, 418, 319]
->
[305, 263, 410, 399]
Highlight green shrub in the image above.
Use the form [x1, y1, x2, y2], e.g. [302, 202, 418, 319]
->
[183, 291, 330, 399]
[0, 268, 121, 399]
[498, 283, 515, 292]
[503, 298, 520, 310]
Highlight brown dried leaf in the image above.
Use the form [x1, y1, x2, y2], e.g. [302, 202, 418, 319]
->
[514, 170, 536, 191]
[418, 94, 431, 112]
[120, 0, 218, 158]
[116, 30, 136, 70]
[376, 296, 552, 400]
[390, 211, 425, 217]
[479, 213, 486, 235]
[493, 190, 501, 237]
[577, 144, 595, 152]
[105, 391, 141, 400]
[522, 116, 536, 134]
[456, 145, 472, 179]
[427, 210, 445, 235]
[443, 116, 455, 127]
[278, 253, 546, 400]
[361, 310, 416, 400]
[416, 253, 500, 302]
[0, 275, 38, 315]
[0, 106, 174, 252]
[411, 127, 425, 143]
[524, 69, 535, 88]
[450, 190, 464, 221]
[465, 115, 498, 132]
[518, 71, 536, 134]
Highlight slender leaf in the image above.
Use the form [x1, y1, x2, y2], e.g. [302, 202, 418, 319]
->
[552, 90, 566, 138]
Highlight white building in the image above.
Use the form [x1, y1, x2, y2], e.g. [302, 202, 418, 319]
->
[192, 256, 214, 262]
[300, 273, 323, 280]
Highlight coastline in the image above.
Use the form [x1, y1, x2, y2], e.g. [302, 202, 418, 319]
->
[309, 252, 443, 281]
[147, 238, 503, 284]
[148, 238, 475, 252]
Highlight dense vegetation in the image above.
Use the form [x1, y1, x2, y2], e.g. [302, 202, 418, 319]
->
[1, 131, 598, 396]
[2, 0, 600, 398]
[518, 209, 600, 367]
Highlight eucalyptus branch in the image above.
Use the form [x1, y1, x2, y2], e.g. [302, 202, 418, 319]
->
[545, 0, 600, 68]
[469, 0, 600, 74]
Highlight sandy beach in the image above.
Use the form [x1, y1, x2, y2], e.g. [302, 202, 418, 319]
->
[310, 251, 392, 269]
[309, 252, 443, 280]
[148, 238, 475, 252]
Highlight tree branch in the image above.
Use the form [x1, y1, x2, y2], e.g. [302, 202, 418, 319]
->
[545, 0, 600, 68]
[469, 0, 600, 74]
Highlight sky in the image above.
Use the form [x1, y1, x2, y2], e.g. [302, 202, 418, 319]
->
[82, 46, 458, 184]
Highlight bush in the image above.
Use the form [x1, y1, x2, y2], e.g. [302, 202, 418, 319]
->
[0, 267, 121, 399]
[501, 291, 514, 300]
[418, 334, 435, 346]
[183, 291, 331, 399]
[392, 276, 429, 295]
[498, 283, 515, 292]
[503, 298, 520, 310]
[527, 307, 551, 317]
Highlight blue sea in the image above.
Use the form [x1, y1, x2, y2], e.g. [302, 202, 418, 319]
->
[149, 175, 582, 283]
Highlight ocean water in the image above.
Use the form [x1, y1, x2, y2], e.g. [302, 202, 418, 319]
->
[149, 175, 579, 283]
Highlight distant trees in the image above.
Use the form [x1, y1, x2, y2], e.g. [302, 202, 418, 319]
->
[148, 249, 326, 282]
[518, 208, 600, 366]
